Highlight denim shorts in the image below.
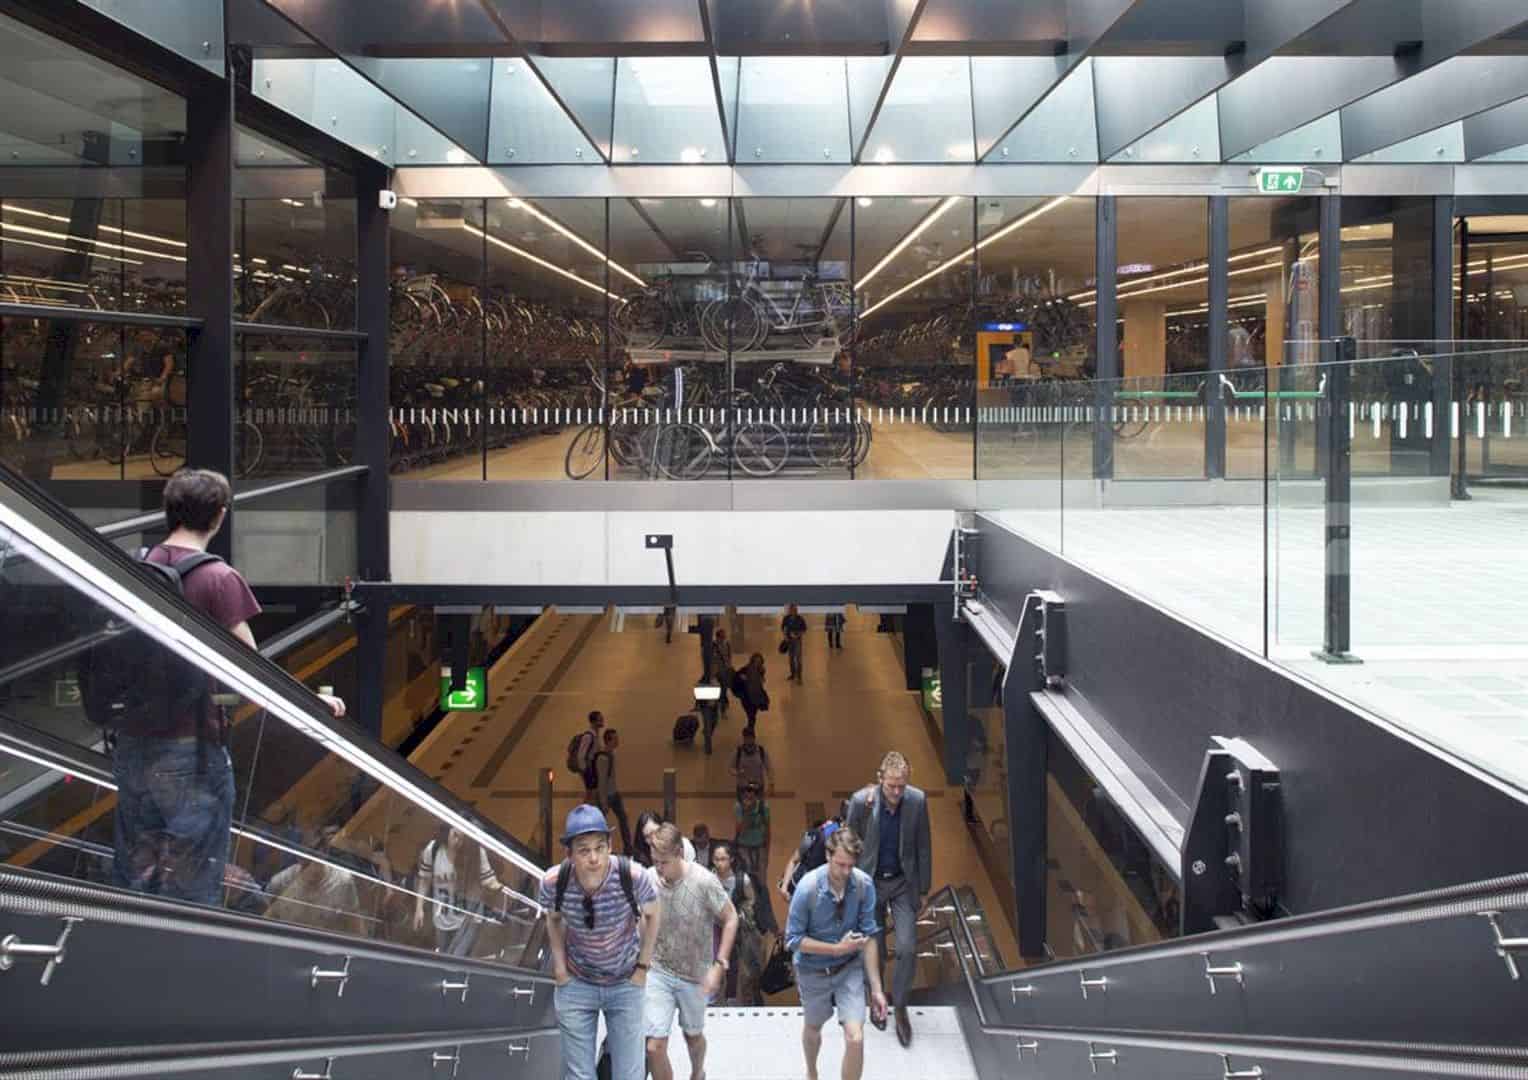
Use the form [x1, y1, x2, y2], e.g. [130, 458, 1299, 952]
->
[111, 735, 233, 907]
[796, 958, 866, 1029]
[643, 963, 708, 1038]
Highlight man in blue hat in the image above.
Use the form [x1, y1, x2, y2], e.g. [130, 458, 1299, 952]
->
[540, 803, 661, 1080]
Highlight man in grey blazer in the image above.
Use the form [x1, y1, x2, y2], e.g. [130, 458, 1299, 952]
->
[844, 751, 931, 1047]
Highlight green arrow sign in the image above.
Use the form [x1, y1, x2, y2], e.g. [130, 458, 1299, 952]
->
[1256, 167, 1304, 194]
[440, 667, 487, 712]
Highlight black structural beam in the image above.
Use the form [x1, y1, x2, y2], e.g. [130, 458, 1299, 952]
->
[1431, 195, 1455, 479]
[353, 583, 949, 608]
[1093, 196, 1118, 479]
[933, 599, 969, 787]
[1003, 596, 1048, 959]
[1206, 196, 1229, 480]
[184, 49, 237, 561]
[1316, 336, 1358, 664]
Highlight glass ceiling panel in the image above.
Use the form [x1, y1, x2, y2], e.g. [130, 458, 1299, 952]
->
[861, 56, 975, 164]
[252, 57, 396, 164]
[846, 55, 894, 155]
[612, 57, 725, 164]
[1228, 112, 1343, 164]
[1353, 120, 1463, 163]
[735, 58, 852, 163]
[1108, 95, 1220, 163]
[532, 56, 616, 161]
[487, 57, 602, 165]
[356, 58, 491, 163]
[971, 56, 1068, 161]
[80, 0, 224, 74]
[987, 59, 1095, 163]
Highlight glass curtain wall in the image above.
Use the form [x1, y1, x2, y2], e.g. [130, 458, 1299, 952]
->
[1457, 211, 1528, 482]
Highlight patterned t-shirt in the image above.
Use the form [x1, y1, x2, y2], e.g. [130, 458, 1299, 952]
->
[652, 861, 731, 982]
[538, 858, 658, 986]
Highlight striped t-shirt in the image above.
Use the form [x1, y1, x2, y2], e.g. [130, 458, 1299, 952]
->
[538, 858, 658, 985]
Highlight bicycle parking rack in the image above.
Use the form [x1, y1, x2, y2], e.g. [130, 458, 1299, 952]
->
[627, 345, 839, 367]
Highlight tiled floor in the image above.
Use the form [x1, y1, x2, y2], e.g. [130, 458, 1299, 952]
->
[650, 1005, 978, 1080]
[405, 608, 1021, 966]
[990, 487, 1528, 792]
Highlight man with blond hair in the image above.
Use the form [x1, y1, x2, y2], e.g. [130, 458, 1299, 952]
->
[844, 750, 931, 1048]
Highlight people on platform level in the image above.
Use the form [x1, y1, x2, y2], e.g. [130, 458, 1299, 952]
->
[571, 710, 606, 805]
[541, 805, 660, 1080]
[781, 604, 808, 682]
[265, 824, 365, 937]
[778, 815, 844, 901]
[786, 827, 888, 1080]
[712, 627, 734, 711]
[734, 783, 772, 883]
[595, 728, 634, 856]
[691, 823, 713, 869]
[730, 727, 776, 801]
[696, 614, 716, 683]
[738, 652, 769, 736]
[826, 611, 846, 651]
[91, 468, 344, 910]
[711, 839, 778, 1006]
[844, 751, 932, 1048]
[634, 811, 696, 869]
[413, 824, 506, 956]
[643, 825, 738, 1080]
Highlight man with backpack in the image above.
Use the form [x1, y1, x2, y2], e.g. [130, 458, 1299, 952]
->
[729, 728, 774, 800]
[540, 804, 660, 1080]
[777, 816, 842, 901]
[567, 710, 605, 805]
[87, 468, 344, 907]
[595, 728, 633, 855]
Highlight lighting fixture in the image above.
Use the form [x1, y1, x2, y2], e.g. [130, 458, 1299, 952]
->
[855, 195, 962, 292]
[680, 147, 703, 164]
[0, 499, 547, 889]
[0, 235, 143, 266]
[463, 223, 620, 300]
[873, 147, 895, 164]
[859, 197, 1069, 320]
[699, 198, 718, 209]
[0, 219, 184, 262]
[2, 204, 186, 250]
[857, 197, 874, 208]
[500, 199, 645, 289]
[1069, 246, 1286, 302]
[445, 148, 468, 165]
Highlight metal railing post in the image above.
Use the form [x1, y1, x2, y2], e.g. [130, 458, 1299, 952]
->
[1316, 336, 1358, 663]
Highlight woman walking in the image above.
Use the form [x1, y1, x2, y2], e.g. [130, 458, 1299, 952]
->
[739, 652, 768, 736]
[710, 840, 775, 1004]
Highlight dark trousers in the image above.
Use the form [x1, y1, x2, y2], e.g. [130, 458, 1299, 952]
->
[606, 791, 633, 854]
[786, 637, 803, 679]
[874, 872, 920, 1008]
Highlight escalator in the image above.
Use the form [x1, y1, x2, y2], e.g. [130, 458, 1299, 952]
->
[3, 453, 1526, 1080]
[0, 464, 558, 1079]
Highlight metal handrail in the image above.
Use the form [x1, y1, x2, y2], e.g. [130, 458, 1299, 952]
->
[234, 320, 368, 343]
[96, 464, 368, 541]
[0, 301, 204, 330]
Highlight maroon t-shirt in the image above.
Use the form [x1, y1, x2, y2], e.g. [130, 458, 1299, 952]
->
[145, 544, 261, 738]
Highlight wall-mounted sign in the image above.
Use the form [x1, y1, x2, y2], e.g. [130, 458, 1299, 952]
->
[1257, 167, 1304, 194]
[440, 667, 487, 712]
[981, 321, 1028, 332]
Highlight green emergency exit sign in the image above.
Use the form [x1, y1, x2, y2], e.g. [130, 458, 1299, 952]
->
[440, 667, 487, 712]
[1257, 167, 1304, 194]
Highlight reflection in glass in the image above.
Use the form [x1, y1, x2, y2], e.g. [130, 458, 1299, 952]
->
[861, 57, 975, 164]
[734, 59, 851, 163]
[612, 58, 726, 164]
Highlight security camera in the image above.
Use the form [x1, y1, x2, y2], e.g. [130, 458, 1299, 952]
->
[378, 189, 399, 211]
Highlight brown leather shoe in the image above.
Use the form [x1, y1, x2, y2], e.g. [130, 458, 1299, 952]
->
[895, 1005, 912, 1047]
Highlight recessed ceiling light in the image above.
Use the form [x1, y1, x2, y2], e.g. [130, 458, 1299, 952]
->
[857, 197, 874, 208]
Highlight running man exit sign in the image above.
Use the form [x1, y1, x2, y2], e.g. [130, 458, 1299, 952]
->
[1257, 167, 1304, 194]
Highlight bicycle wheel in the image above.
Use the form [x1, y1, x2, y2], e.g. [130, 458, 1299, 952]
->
[563, 423, 606, 480]
[613, 290, 668, 350]
[149, 421, 186, 476]
[654, 422, 714, 480]
[236, 420, 264, 479]
[700, 297, 764, 353]
[806, 417, 852, 468]
[733, 421, 789, 476]
[851, 419, 873, 468]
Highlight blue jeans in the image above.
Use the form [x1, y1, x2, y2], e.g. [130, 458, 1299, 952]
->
[555, 976, 644, 1080]
[111, 735, 233, 908]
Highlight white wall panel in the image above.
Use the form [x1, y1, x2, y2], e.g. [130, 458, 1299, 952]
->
[389, 510, 952, 585]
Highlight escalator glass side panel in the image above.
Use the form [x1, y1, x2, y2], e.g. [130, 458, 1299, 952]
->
[0, 463, 547, 969]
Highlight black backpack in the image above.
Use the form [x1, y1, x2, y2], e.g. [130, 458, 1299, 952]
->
[554, 856, 640, 922]
[566, 730, 596, 780]
[78, 548, 222, 742]
[789, 822, 835, 895]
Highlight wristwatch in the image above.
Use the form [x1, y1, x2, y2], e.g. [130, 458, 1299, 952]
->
[714, 956, 730, 970]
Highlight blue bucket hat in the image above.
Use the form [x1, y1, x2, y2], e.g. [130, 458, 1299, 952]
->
[561, 804, 612, 846]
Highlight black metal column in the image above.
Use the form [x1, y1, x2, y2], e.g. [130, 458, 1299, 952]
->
[1206, 196, 1229, 479]
[1454, 216, 1470, 500]
[1004, 598, 1047, 959]
[185, 62, 236, 560]
[354, 603, 386, 739]
[901, 603, 938, 692]
[355, 161, 391, 581]
[933, 600, 969, 787]
[1311, 194, 1342, 478]
[1430, 195, 1455, 478]
[1093, 196, 1118, 479]
[1316, 336, 1358, 664]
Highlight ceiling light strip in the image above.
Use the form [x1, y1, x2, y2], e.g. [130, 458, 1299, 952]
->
[507, 200, 645, 289]
[854, 196, 963, 292]
[1, 221, 186, 263]
[1069, 245, 1287, 302]
[3, 205, 186, 250]
[464, 223, 618, 301]
[858, 198, 1070, 321]
[0, 235, 143, 266]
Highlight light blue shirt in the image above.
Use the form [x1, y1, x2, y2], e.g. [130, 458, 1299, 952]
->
[784, 864, 879, 973]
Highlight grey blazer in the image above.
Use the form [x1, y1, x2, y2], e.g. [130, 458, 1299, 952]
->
[845, 784, 932, 897]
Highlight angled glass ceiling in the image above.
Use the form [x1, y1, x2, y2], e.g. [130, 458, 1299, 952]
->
[611, 57, 725, 165]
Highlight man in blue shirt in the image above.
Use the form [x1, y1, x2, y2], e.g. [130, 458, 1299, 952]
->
[785, 828, 888, 1080]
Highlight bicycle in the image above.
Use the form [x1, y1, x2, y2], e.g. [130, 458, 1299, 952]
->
[700, 248, 852, 353]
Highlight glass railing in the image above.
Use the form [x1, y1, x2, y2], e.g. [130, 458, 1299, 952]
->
[0, 459, 547, 968]
[983, 339, 1528, 796]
